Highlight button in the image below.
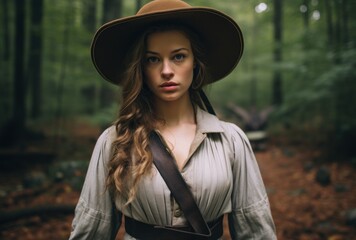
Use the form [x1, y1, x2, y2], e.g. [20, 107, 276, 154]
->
[174, 209, 182, 217]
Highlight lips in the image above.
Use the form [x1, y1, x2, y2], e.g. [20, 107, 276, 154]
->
[160, 82, 178, 87]
[159, 81, 179, 92]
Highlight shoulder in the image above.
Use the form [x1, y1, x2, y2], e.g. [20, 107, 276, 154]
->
[197, 108, 249, 143]
[84, 125, 118, 172]
[219, 120, 249, 145]
[197, 108, 251, 152]
[219, 120, 254, 156]
[93, 125, 117, 155]
[197, 107, 244, 138]
[98, 125, 117, 143]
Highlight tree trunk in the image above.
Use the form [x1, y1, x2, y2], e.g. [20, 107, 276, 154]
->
[13, 0, 27, 141]
[55, 1, 72, 145]
[136, 0, 142, 12]
[83, 1, 97, 32]
[272, 0, 283, 105]
[324, 0, 334, 47]
[0, 0, 11, 125]
[302, 0, 309, 29]
[29, 0, 44, 119]
[0, 204, 75, 225]
[333, 0, 342, 63]
[341, 0, 349, 45]
[103, 0, 122, 23]
[1, 0, 10, 61]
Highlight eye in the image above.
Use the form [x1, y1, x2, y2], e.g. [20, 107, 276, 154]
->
[146, 56, 160, 64]
[173, 53, 186, 62]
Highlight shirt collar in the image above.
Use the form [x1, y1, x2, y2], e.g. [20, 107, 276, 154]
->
[196, 107, 224, 133]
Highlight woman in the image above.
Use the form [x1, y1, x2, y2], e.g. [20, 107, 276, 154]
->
[69, 0, 276, 239]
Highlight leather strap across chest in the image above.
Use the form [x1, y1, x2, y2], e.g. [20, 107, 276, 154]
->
[125, 93, 221, 239]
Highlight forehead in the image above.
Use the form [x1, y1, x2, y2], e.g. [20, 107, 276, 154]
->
[146, 30, 192, 51]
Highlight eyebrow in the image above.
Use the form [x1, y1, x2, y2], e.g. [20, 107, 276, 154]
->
[146, 48, 189, 55]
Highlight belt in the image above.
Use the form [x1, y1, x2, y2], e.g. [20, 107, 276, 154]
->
[125, 215, 224, 240]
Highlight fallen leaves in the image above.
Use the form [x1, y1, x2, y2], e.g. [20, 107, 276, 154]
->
[0, 145, 355, 240]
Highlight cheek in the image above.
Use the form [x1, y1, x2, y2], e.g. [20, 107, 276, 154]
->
[143, 69, 155, 87]
[183, 65, 195, 84]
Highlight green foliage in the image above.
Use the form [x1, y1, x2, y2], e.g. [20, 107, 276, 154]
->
[1, 0, 356, 160]
[273, 48, 356, 158]
[87, 102, 120, 129]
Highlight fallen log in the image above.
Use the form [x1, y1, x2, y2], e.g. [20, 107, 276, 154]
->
[0, 204, 75, 225]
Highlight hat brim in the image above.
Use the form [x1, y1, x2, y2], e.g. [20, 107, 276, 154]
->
[91, 7, 244, 85]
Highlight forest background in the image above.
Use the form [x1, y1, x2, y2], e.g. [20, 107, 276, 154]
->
[0, 0, 355, 239]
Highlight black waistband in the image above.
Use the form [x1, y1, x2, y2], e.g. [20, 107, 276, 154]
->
[125, 215, 224, 240]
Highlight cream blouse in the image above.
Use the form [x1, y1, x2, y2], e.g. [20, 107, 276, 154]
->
[69, 108, 276, 240]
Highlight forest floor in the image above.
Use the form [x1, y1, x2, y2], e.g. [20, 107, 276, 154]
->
[0, 119, 355, 240]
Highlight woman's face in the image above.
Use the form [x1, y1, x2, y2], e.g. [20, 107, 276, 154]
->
[143, 30, 195, 103]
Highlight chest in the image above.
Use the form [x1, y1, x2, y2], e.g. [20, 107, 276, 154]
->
[159, 125, 196, 170]
[124, 134, 234, 223]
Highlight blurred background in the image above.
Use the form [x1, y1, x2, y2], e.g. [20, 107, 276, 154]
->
[0, 0, 355, 239]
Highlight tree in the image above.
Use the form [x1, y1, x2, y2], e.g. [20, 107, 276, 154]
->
[12, 0, 27, 142]
[28, 0, 44, 118]
[83, 1, 97, 33]
[1, 0, 10, 61]
[0, 0, 11, 125]
[272, 0, 283, 105]
[324, 0, 334, 48]
[323, 0, 350, 63]
[103, 0, 122, 23]
[341, 0, 349, 45]
[301, 0, 309, 28]
[136, 0, 142, 12]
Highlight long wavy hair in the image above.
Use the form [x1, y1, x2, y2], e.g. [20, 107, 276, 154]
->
[106, 23, 208, 204]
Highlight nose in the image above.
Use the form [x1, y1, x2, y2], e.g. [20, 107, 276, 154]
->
[161, 60, 174, 80]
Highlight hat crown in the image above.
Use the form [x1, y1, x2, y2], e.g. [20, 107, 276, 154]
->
[137, 0, 191, 15]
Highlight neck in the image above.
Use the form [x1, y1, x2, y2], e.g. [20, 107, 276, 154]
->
[154, 95, 195, 127]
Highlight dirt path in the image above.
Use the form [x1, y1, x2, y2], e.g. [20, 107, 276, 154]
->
[256, 146, 356, 240]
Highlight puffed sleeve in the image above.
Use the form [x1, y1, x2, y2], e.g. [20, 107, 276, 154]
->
[225, 123, 276, 240]
[69, 127, 122, 240]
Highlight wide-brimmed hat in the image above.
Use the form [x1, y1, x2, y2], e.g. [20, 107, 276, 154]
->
[91, 0, 244, 85]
